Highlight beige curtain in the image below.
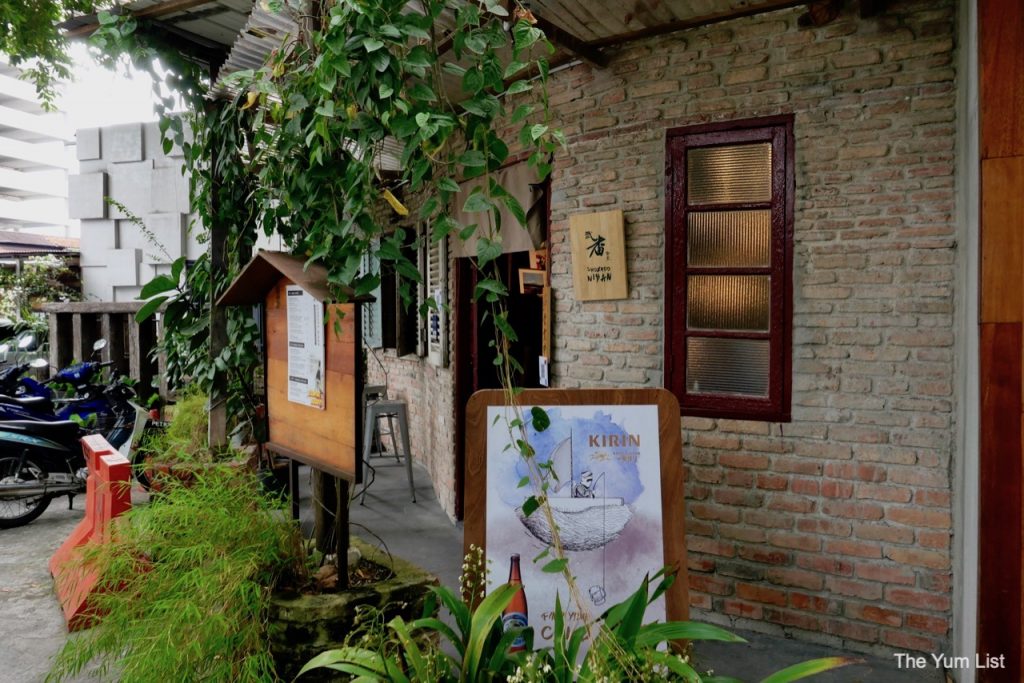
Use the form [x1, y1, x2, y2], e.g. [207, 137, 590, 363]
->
[451, 161, 545, 258]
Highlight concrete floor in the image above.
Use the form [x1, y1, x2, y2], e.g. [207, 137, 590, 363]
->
[0, 497, 92, 683]
[2, 460, 943, 683]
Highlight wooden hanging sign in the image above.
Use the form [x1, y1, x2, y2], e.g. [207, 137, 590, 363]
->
[569, 210, 628, 301]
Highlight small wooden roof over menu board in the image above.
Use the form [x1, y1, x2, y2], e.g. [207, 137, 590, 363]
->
[217, 249, 359, 306]
[218, 249, 364, 482]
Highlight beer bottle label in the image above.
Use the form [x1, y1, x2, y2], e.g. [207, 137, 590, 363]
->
[502, 612, 528, 650]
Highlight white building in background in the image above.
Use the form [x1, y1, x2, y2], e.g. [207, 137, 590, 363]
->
[70, 120, 285, 302]
[71, 120, 199, 302]
[0, 59, 74, 237]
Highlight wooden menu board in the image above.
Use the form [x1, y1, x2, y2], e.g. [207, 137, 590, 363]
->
[265, 279, 358, 481]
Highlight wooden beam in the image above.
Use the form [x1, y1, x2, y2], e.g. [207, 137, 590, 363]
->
[587, 0, 807, 49]
[798, 0, 844, 28]
[531, 13, 608, 68]
[64, 0, 219, 38]
[859, 0, 886, 17]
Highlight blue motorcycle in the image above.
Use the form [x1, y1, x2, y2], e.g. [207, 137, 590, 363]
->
[0, 340, 123, 437]
[0, 378, 138, 528]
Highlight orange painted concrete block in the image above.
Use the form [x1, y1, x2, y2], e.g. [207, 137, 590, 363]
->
[49, 435, 132, 631]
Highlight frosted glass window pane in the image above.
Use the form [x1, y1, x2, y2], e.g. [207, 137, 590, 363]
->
[688, 210, 771, 267]
[687, 143, 772, 205]
[687, 275, 770, 331]
[687, 338, 769, 396]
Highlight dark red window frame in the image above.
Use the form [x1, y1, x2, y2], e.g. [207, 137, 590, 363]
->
[664, 115, 794, 422]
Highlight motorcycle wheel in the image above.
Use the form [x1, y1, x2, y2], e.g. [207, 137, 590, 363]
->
[131, 422, 168, 492]
[132, 448, 154, 492]
[0, 457, 51, 529]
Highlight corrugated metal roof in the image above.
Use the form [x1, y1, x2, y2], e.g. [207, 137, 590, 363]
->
[215, 2, 298, 84]
[0, 231, 79, 256]
[65, 0, 808, 71]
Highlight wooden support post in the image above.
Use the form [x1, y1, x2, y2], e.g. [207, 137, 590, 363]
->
[207, 97, 229, 448]
[47, 313, 61, 374]
[49, 313, 76, 372]
[102, 313, 130, 379]
[71, 313, 84, 362]
[128, 318, 143, 383]
[138, 319, 158, 398]
[155, 317, 169, 400]
[289, 458, 300, 521]
[335, 478, 349, 590]
[99, 314, 114, 363]
[313, 469, 338, 554]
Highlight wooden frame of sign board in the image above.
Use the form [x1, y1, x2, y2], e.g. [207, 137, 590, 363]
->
[463, 388, 688, 626]
[263, 283, 360, 482]
[569, 209, 629, 301]
[217, 250, 363, 484]
[218, 250, 365, 585]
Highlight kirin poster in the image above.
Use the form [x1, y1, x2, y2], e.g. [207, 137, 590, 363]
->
[485, 404, 665, 648]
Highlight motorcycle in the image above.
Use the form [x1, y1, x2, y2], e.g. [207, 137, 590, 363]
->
[0, 419, 86, 528]
[3, 339, 111, 401]
[0, 340, 122, 430]
[0, 379, 140, 529]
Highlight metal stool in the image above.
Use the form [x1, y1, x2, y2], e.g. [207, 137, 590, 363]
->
[361, 399, 416, 503]
[362, 384, 389, 455]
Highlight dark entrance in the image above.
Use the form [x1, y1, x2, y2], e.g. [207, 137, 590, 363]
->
[453, 252, 546, 519]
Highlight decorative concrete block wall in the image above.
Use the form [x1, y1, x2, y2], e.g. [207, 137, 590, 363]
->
[70, 122, 201, 302]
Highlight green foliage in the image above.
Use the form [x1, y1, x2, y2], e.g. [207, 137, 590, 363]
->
[84, 14, 263, 425]
[230, 0, 558, 310]
[0, 0, 101, 107]
[299, 565, 857, 683]
[48, 468, 306, 683]
[139, 391, 217, 466]
[0, 255, 80, 330]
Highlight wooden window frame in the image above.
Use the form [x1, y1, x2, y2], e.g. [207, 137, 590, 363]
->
[664, 114, 794, 422]
[362, 231, 421, 357]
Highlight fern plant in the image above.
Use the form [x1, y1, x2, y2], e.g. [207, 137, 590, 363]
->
[48, 469, 306, 683]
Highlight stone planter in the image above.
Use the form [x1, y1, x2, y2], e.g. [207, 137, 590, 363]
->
[142, 457, 251, 493]
[268, 537, 439, 680]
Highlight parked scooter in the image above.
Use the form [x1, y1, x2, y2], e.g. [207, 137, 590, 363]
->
[0, 379, 140, 529]
[4, 339, 111, 400]
[0, 340, 124, 433]
[0, 420, 86, 528]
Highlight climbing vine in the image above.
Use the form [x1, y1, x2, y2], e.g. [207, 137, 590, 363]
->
[90, 0, 601, 645]
[89, 15, 264, 431]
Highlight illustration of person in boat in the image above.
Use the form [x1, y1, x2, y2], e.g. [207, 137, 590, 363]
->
[516, 436, 633, 553]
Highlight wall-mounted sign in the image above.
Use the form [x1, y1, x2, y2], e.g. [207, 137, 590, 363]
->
[569, 210, 628, 301]
[286, 285, 326, 409]
[464, 389, 687, 654]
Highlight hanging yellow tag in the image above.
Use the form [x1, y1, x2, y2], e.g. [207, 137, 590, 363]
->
[382, 188, 409, 216]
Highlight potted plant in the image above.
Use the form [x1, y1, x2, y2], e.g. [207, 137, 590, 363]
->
[134, 391, 252, 491]
[48, 467, 438, 682]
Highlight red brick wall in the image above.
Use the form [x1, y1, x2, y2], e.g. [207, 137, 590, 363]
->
[367, 349, 457, 515]
[533, 0, 957, 656]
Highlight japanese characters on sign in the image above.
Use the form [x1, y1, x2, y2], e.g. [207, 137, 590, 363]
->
[569, 210, 629, 301]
